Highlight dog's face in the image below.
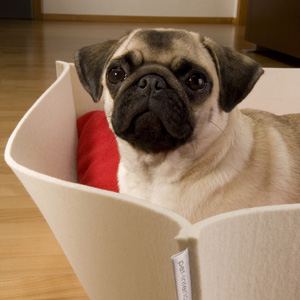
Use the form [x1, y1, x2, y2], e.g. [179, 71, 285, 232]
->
[75, 29, 263, 154]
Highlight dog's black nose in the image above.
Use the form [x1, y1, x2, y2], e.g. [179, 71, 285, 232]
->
[138, 75, 167, 91]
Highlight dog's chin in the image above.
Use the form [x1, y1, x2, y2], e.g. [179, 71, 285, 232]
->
[113, 110, 193, 154]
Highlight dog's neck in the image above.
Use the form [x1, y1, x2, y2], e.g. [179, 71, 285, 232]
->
[117, 108, 254, 185]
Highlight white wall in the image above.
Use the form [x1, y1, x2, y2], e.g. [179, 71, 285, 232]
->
[42, 0, 238, 18]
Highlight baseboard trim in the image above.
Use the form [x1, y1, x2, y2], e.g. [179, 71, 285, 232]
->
[42, 14, 236, 24]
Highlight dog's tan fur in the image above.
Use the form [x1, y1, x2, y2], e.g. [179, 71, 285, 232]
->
[75, 28, 300, 223]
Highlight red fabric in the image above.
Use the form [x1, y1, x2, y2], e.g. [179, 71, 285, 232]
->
[77, 111, 120, 192]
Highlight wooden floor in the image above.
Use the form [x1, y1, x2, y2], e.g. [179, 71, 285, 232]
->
[0, 19, 299, 299]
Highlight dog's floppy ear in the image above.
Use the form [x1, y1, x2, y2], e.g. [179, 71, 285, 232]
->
[74, 40, 118, 102]
[203, 37, 264, 112]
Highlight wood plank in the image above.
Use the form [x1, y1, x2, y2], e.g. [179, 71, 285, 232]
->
[0, 237, 63, 257]
[0, 196, 36, 209]
[42, 14, 236, 24]
[0, 222, 54, 239]
[0, 254, 74, 278]
[0, 275, 89, 300]
[0, 208, 45, 223]
[0, 184, 29, 197]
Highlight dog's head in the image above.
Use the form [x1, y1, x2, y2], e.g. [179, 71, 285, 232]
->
[75, 29, 263, 153]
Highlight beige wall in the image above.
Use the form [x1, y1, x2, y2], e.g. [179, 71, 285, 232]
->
[42, 0, 238, 18]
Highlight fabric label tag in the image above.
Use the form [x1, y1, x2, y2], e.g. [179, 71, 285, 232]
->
[171, 248, 192, 300]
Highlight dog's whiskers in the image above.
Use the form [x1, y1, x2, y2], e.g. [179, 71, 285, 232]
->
[209, 120, 228, 142]
[107, 135, 118, 151]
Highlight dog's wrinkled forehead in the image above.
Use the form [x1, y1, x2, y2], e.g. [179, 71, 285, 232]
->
[112, 28, 210, 67]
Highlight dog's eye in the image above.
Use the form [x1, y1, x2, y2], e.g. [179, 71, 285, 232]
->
[108, 67, 126, 84]
[185, 73, 207, 91]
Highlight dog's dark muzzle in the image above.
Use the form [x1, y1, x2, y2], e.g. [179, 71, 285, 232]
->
[111, 70, 195, 153]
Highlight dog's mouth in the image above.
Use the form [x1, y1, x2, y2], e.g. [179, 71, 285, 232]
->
[114, 109, 193, 153]
[128, 110, 165, 147]
[111, 74, 195, 153]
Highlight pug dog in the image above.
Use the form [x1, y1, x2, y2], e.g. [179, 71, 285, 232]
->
[75, 28, 300, 223]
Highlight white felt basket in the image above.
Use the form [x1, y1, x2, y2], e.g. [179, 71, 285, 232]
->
[5, 62, 300, 300]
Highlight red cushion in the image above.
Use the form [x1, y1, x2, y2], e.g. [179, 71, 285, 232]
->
[77, 111, 120, 192]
